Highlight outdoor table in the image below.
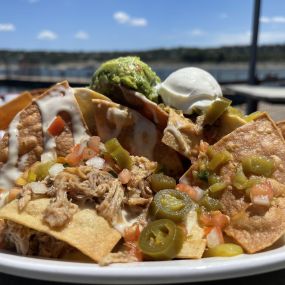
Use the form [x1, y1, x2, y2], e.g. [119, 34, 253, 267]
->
[223, 84, 285, 114]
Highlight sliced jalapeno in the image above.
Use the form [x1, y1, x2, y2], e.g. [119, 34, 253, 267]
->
[208, 150, 232, 171]
[242, 155, 275, 177]
[232, 166, 248, 190]
[199, 194, 222, 211]
[149, 173, 176, 193]
[203, 98, 232, 125]
[150, 189, 192, 222]
[138, 219, 185, 260]
[105, 138, 132, 170]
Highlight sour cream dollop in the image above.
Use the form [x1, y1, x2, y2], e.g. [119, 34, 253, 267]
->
[158, 67, 222, 114]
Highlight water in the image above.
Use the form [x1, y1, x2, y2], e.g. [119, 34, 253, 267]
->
[1, 64, 285, 94]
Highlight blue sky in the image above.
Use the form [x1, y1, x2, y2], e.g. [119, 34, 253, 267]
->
[0, 0, 285, 51]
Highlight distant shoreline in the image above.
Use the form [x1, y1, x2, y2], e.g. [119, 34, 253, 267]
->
[1, 44, 285, 65]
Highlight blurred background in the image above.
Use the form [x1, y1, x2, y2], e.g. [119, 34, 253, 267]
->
[1, 0, 285, 118]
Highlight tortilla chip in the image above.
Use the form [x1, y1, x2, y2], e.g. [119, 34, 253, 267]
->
[93, 99, 184, 177]
[214, 110, 247, 141]
[0, 81, 88, 173]
[119, 86, 169, 130]
[177, 211, 206, 259]
[225, 197, 285, 253]
[212, 113, 285, 185]
[74, 87, 111, 135]
[277, 120, 285, 139]
[206, 113, 285, 252]
[0, 198, 121, 262]
[95, 82, 168, 130]
[0, 92, 33, 130]
[162, 109, 202, 158]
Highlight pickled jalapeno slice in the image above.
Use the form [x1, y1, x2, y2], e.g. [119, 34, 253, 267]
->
[203, 98, 232, 125]
[232, 166, 248, 190]
[149, 173, 176, 193]
[138, 219, 185, 260]
[150, 189, 192, 222]
[208, 150, 232, 171]
[241, 155, 275, 177]
[105, 138, 132, 170]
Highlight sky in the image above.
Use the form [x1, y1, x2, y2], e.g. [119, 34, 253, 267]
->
[0, 0, 285, 51]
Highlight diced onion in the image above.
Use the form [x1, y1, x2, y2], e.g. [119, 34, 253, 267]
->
[29, 182, 48, 194]
[48, 163, 64, 177]
[86, 156, 105, 169]
[207, 227, 224, 248]
[193, 186, 204, 201]
[0, 191, 9, 208]
[41, 151, 56, 163]
[252, 195, 270, 207]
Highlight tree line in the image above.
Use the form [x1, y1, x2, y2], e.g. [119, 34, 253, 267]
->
[0, 44, 285, 65]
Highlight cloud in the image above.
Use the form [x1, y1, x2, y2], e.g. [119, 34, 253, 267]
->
[260, 16, 285, 24]
[259, 31, 285, 44]
[0, 23, 15, 32]
[219, 13, 229, 19]
[212, 30, 285, 46]
[129, 18, 147, 27]
[37, 30, 58, 40]
[74, 31, 89, 40]
[191, 29, 206, 36]
[212, 31, 251, 46]
[113, 11, 130, 24]
[113, 11, 148, 27]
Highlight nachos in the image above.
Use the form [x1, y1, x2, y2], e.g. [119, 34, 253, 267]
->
[0, 57, 285, 265]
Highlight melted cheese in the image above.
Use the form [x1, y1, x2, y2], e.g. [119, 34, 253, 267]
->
[132, 112, 157, 160]
[0, 85, 89, 190]
[0, 113, 22, 189]
[36, 85, 89, 152]
[106, 107, 129, 138]
[164, 125, 190, 155]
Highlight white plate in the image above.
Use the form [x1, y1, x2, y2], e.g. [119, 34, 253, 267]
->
[1, 246, 285, 284]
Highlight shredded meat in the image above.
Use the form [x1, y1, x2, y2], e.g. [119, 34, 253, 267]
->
[3, 221, 72, 258]
[43, 191, 78, 228]
[96, 180, 124, 225]
[18, 185, 32, 211]
[14, 155, 156, 234]
[99, 251, 138, 266]
[128, 156, 157, 188]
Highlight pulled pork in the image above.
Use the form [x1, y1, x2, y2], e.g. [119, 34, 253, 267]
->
[3, 221, 72, 258]
[43, 191, 78, 228]
[14, 155, 157, 232]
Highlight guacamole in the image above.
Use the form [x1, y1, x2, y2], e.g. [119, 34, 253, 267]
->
[90, 56, 160, 102]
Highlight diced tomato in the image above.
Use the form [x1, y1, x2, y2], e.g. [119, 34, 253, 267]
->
[124, 224, 140, 242]
[206, 227, 224, 248]
[47, 116, 65, 136]
[65, 144, 84, 166]
[176, 183, 204, 201]
[199, 211, 230, 229]
[119, 169, 131, 184]
[88, 136, 100, 154]
[125, 241, 143, 261]
[82, 147, 96, 160]
[250, 181, 273, 207]
[124, 224, 142, 261]
[7, 188, 22, 202]
[57, 156, 67, 164]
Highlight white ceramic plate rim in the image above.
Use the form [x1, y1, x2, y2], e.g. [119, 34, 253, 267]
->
[1, 245, 285, 284]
